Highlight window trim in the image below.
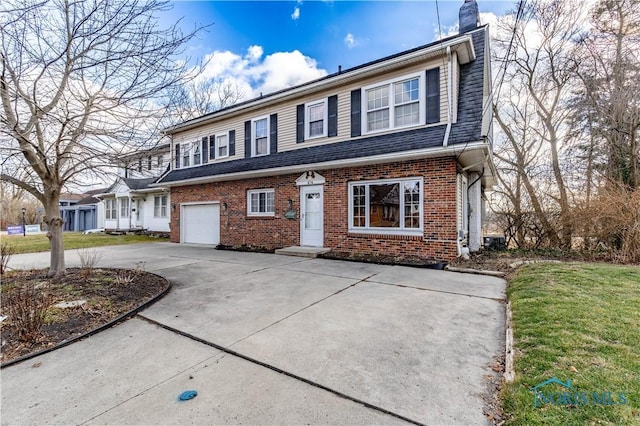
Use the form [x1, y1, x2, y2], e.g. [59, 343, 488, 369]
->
[247, 188, 275, 217]
[305, 98, 328, 140]
[361, 72, 425, 135]
[119, 198, 130, 218]
[216, 132, 230, 159]
[176, 140, 205, 169]
[154, 195, 168, 218]
[105, 199, 116, 220]
[251, 116, 270, 157]
[348, 177, 424, 236]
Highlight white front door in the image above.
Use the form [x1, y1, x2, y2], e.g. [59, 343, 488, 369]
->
[300, 185, 323, 247]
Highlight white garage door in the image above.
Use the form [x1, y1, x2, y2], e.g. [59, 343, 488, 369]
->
[182, 203, 220, 245]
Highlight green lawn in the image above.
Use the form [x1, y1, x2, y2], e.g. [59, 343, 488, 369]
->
[504, 263, 640, 425]
[2, 232, 168, 254]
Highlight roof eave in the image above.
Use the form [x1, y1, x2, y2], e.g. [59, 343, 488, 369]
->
[152, 141, 490, 188]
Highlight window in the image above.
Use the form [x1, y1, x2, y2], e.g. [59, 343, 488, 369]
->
[154, 195, 168, 218]
[105, 199, 116, 220]
[217, 134, 228, 158]
[181, 143, 190, 167]
[147, 156, 152, 170]
[177, 141, 205, 168]
[193, 142, 201, 165]
[348, 178, 423, 235]
[157, 156, 163, 167]
[306, 100, 327, 139]
[253, 117, 269, 156]
[363, 73, 424, 133]
[119, 198, 130, 218]
[247, 189, 275, 216]
[137, 158, 142, 172]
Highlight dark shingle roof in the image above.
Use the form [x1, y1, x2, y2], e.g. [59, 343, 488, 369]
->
[107, 177, 157, 192]
[158, 27, 487, 185]
[159, 125, 447, 184]
[123, 177, 157, 190]
[77, 188, 108, 205]
[448, 29, 486, 145]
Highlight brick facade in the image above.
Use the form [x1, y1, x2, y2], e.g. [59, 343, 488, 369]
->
[170, 156, 459, 261]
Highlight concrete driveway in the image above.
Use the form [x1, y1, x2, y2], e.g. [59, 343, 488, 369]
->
[2, 243, 506, 425]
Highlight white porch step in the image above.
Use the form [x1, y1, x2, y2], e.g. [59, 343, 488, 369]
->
[275, 246, 331, 258]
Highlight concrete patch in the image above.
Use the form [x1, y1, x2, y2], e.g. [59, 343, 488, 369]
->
[141, 267, 359, 347]
[275, 257, 388, 280]
[370, 265, 506, 300]
[89, 351, 408, 425]
[232, 281, 505, 424]
[1, 318, 217, 425]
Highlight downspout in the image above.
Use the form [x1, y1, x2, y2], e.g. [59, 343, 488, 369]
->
[442, 46, 453, 147]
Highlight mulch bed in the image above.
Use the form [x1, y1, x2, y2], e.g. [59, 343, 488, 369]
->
[0, 268, 168, 364]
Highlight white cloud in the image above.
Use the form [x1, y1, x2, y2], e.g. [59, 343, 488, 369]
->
[194, 46, 327, 100]
[344, 33, 355, 48]
[251, 50, 327, 95]
[246, 45, 263, 62]
[291, 6, 300, 20]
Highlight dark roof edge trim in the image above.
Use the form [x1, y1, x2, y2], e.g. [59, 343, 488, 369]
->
[152, 141, 489, 187]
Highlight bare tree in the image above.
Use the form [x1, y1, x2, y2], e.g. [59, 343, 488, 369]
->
[0, 0, 203, 276]
[170, 79, 245, 124]
[492, 0, 585, 249]
[575, 0, 640, 190]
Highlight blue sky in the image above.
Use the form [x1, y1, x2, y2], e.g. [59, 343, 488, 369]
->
[165, 1, 516, 99]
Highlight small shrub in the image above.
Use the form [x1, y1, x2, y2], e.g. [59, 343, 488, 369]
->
[574, 185, 640, 263]
[114, 261, 145, 286]
[77, 248, 102, 277]
[1, 240, 17, 275]
[3, 282, 53, 342]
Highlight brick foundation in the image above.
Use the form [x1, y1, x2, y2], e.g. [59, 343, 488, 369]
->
[170, 157, 459, 261]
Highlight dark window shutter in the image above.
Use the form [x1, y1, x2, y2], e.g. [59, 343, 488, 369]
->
[174, 144, 180, 168]
[208, 135, 216, 160]
[202, 137, 209, 163]
[328, 95, 338, 137]
[229, 130, 236, 156]
[270, 113, 278, 154]
[426, 68, 440, 124]
[244, 121, 252, 158]
[350, 89, 361, 137]
[296, 104, 305, 143]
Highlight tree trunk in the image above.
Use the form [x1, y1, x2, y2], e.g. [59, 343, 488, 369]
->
[43, 198, 65, 277]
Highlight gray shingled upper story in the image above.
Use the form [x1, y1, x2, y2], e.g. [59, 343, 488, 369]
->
[157, 27, 487, 185]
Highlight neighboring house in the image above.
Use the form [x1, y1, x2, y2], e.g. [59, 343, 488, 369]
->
[155, 1, 495, 261]
[99, 144, 171, 233]
[58, 190, 105, 232]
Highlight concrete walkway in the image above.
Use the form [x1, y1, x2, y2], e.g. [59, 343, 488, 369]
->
[2, 243, 506, 425]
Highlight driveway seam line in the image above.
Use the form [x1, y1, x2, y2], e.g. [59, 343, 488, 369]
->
[137, 315, 425, 426]
[364, 280, 506, 302]
[226, 273, 379, 348]
[80, 348, 229, 425]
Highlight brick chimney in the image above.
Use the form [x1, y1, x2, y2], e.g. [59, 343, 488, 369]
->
[459, 0, 479, 33]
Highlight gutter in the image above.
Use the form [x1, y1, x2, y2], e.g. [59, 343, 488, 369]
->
[443, 46, 453, 147]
